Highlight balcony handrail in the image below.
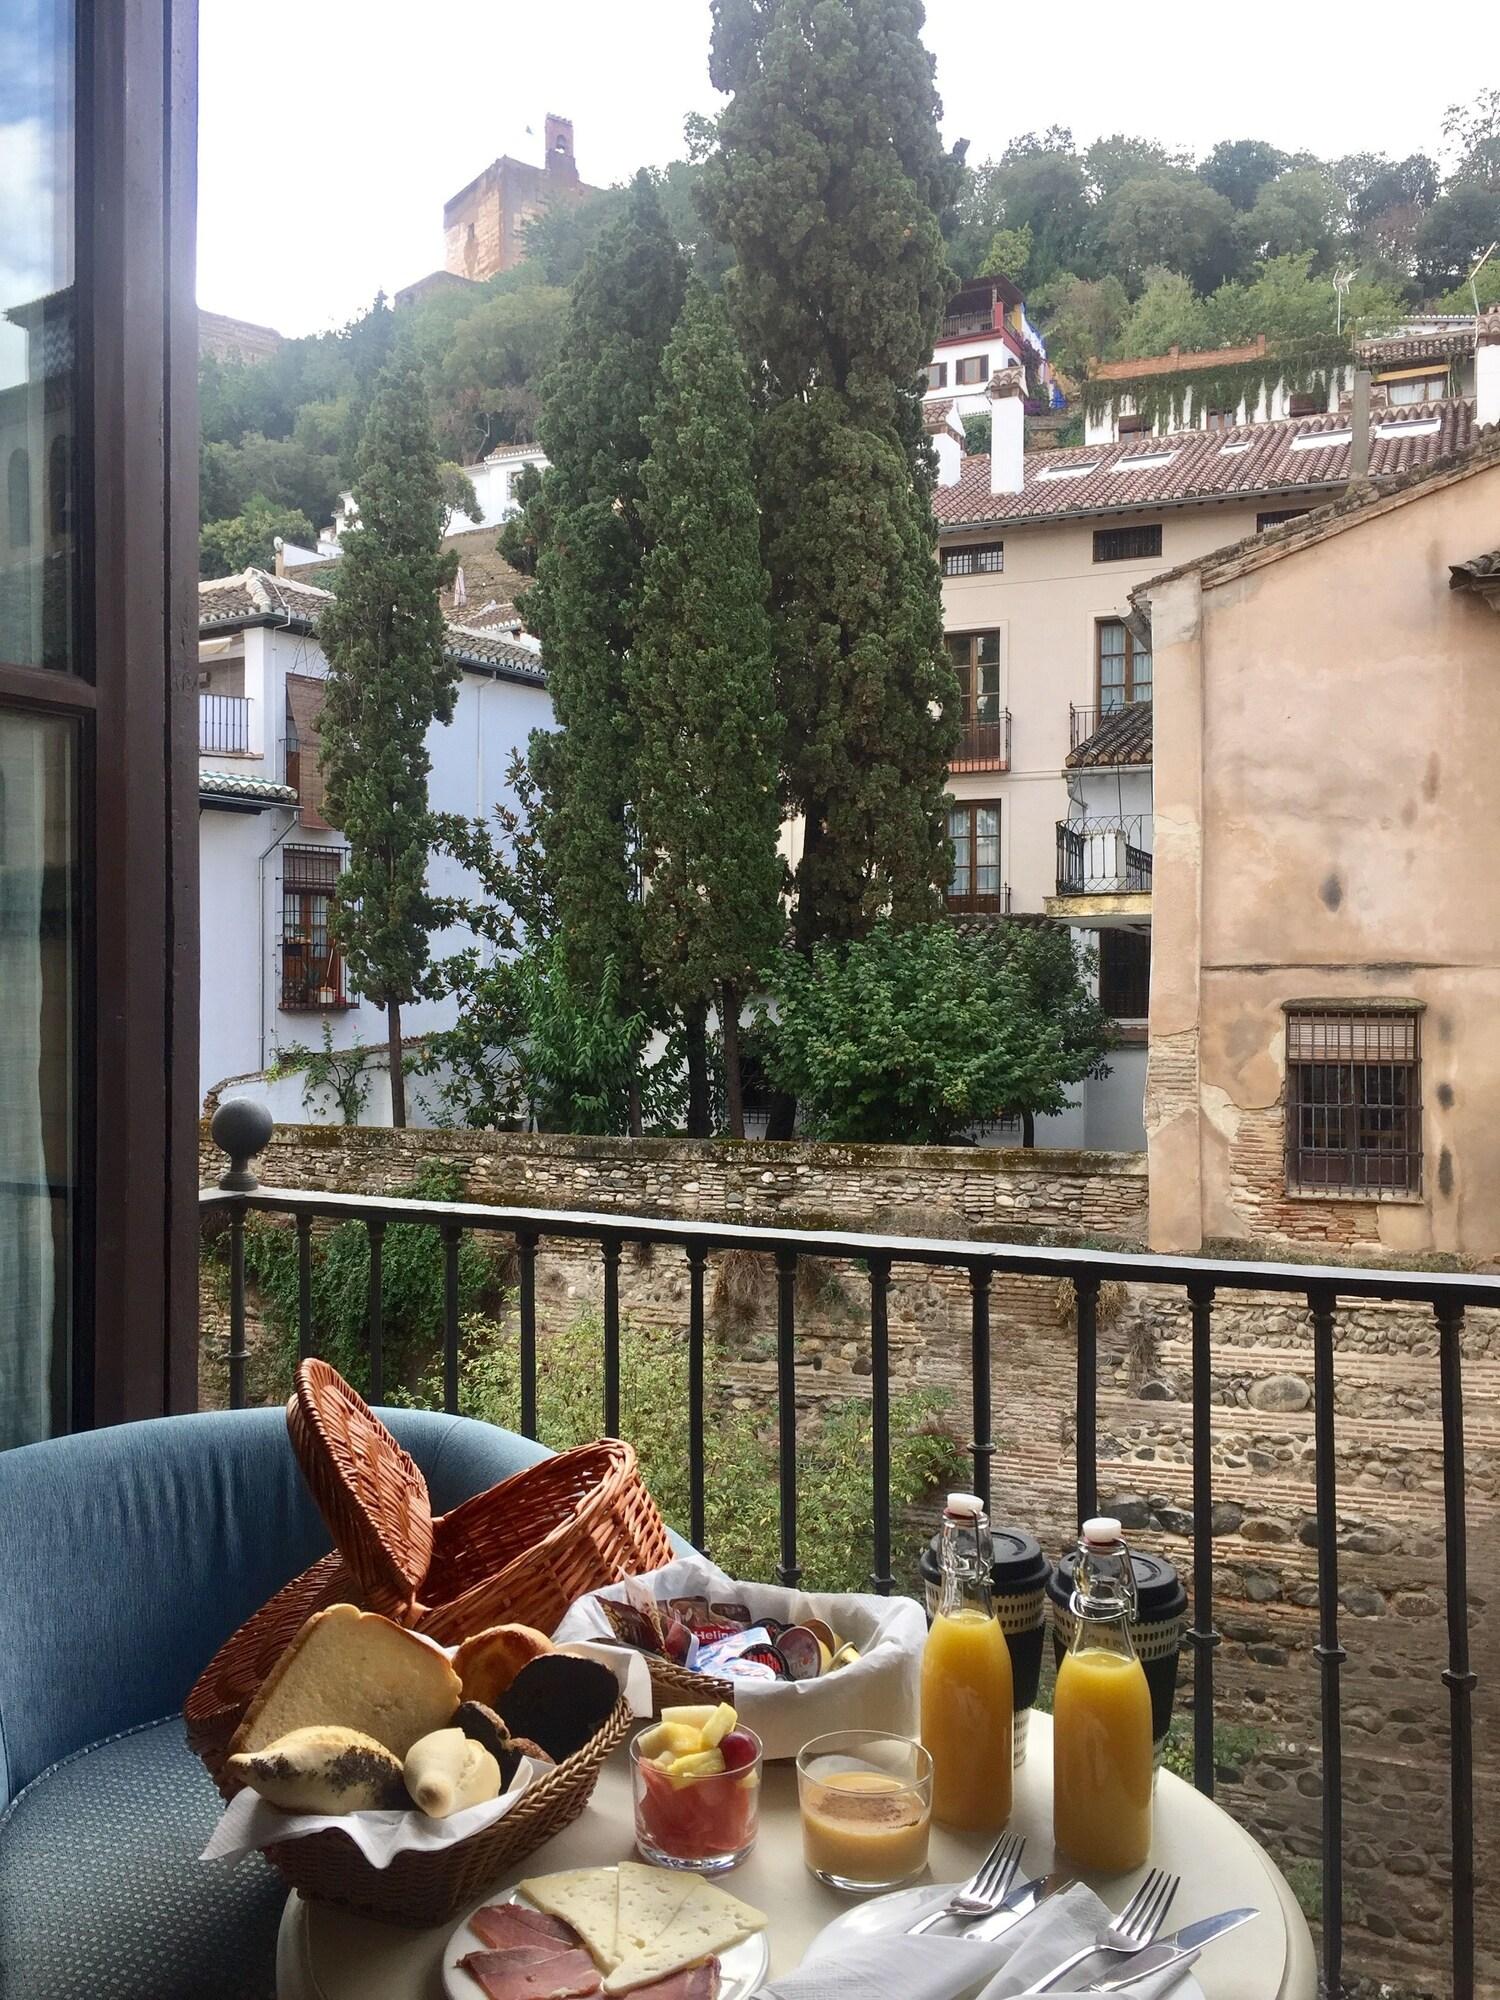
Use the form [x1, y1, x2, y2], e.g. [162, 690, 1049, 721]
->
[199, 691, 252, 754]
[202, 1124, 1487, 2000]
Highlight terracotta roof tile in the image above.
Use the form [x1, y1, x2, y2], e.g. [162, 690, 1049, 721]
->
[1067, 701, 1152, 768]
[933, 399, 1475, 530]
[1357, 329, 1474, 366]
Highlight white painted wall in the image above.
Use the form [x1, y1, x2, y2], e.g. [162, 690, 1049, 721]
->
[1083, 372, 1351, 447]
[198, 619, 552, 1112]
[1084, 1044, 1147, 1150]
[449, 447, 548, 529]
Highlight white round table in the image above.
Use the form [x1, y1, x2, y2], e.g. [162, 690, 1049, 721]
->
[275, 1715, 1316, 1999]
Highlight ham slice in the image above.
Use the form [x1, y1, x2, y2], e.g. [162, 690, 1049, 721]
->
[629, 1961, 720, 2000]
[470, 1905, 580, 1951]
[458, 1946, 603, 2000]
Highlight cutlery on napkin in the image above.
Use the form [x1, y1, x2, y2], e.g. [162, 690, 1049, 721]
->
[758, 1885, 1205, 2000]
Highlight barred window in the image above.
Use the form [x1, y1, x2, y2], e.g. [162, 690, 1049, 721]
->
[1093, 524, 1162, 563]
[1257, 508, 1310, 532]
[281, 845, 350, 1010]
[1285, 1006, 1421, 1196]
[1098, 929, 1150, 1018]
[942, 541, 1004, 577]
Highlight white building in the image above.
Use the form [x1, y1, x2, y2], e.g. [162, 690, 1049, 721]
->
[196, 567, 550, 1120]
[281, 442, 550, 570]
[922, 275, 1061, 426]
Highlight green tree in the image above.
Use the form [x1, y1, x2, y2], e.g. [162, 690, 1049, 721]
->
[1032, 271, 1131, 379]
[1102, 175, 1242, 294]
[630, 284, 784, 1136]
[1241, 167, 1341, 264]
[507, 173, 687, 1130]
[756, 921, 1112, 1146]
[1111, 269, 1215, 358]
[1415, 186, 1500, 291]
[428, 284, 570, 459]
[1199, 139, 1289, 213]
[1085, 133, 1190, 200]
[980, 222, 1032, 283]
[701, 0, 961, 961]
[198, 494, 315, 579]
[315, 361, 460, 1127]
[1443, 87, 1500, 192]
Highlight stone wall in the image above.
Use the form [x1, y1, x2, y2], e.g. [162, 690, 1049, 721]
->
[200, 1124, 1497, 1993]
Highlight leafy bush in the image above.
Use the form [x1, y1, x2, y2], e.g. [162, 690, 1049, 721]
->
[233, 1160, 499, 1396]
[400, 1310, 967, 1594]
[757, 921, 1112, 1145]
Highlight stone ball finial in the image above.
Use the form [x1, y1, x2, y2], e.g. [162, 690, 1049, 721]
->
[212, 1097, 275, 1192]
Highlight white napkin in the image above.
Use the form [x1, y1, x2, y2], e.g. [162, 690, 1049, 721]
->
[199, 1756, 541, 1868]
[761, 1884, 1200, 2000]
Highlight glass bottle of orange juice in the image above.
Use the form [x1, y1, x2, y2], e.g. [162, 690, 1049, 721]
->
[1053, 1517, 1154, 1873]
[921, 1493, 1013, 1829]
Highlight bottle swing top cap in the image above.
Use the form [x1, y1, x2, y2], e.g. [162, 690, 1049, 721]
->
[945, 1492, 985, 1519]
[1082, 1516, 1123, 1546]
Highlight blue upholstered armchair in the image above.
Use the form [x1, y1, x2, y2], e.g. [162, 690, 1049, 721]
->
[0, 1406, 551, 2000]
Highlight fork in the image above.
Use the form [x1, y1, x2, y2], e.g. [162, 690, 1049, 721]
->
[1016, 1868, 1180, 1994]
[906, 1831, 1025, 1934]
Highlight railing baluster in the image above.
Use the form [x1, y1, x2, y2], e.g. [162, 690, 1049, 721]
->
[517, 1230, 538, 1438]
[1187, 1279, 1220, 1797]
[868, 1254, 893, 1595]
[441, 1223, 461, 1416]
[366, 1219, 385, 1403]
[296, 1212, 313, 1361]
[227, 1201, 247, 1410]
[687, 1245, 708, 1556]
[1308, 1286, 1345, 2000]
[1436, 1300, 1475, 2000]
[1074, 1273, 1100, 1523]
[775, 1248, 800, 1588]
[602, 1237, 622, 1437]
[969, 1262, 994, 1514]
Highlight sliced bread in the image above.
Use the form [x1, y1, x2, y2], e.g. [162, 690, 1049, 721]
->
[229, 1603, 461, 1759]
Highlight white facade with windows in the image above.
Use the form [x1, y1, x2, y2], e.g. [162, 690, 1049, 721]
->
[196, 570, 550, 1120]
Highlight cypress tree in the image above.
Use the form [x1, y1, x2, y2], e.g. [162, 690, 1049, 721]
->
[630, 283, 785, 1137]
[701, 0, 963, 950]
[315, 360, 459, 1127]
[508, 173, 687, 1127]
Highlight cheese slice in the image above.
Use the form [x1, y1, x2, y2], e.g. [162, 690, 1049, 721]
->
[517, 1868, 621, 1970]
[602, 1878, 767, 1995]
[614, 1863, 694, 1958]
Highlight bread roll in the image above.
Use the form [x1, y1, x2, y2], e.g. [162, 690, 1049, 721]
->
[453, 1622, 555, 1706]
[404, 1726, 501, 1817]
[230, 1603, 461, 1760]
[227, 1726, 408, 1813]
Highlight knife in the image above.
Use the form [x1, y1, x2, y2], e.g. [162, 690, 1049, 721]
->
[962, 1871, 1075, 1942]
[1084, 1908, 1259, 1989]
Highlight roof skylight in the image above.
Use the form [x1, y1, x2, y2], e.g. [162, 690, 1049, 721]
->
[1290, 429, 1352, 452]
[1114, 451, 1179, 472]
[1037, 463, 1099, 481]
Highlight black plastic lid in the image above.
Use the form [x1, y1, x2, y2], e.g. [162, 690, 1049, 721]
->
[1047, 1545, 1187, 1622]
[920, 1525, 1050, 1597]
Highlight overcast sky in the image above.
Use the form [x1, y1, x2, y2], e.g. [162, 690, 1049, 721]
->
[197, 0, 1500, 339]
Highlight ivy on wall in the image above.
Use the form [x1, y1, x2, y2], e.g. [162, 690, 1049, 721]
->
[1082, 335, 1354, 431]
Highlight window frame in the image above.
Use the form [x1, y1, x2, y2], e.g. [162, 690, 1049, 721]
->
[1257, 508, 1311, 533]
[945, 797, 1005, 913]
[1284, 1004, 1423, 1198]
[954, 353, 989, 387]
[1095, 617, 1152, 711]
[280, 845, 352, 1011]
[945, 627, 1009, 768]
[1287, 392, 1321, 418]
[1097, 928, 1151, 1019]
[924, 360, 948, 391]
[1115, 413, 1148, 436]
[941, 541, 1004, 578]
[1093, 524, 1163, 565]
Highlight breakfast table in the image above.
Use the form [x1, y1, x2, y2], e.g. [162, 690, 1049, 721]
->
[273, 1715, 1316, 2000]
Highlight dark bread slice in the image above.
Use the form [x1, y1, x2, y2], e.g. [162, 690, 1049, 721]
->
[495, 1655, 620, 1764]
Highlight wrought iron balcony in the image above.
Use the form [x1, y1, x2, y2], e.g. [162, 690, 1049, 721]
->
[199, 692, 251, 754]
[1056, 817, 1152, 895]
[951, 709, 1011, 772]
[203, 1107, 1487, 2000]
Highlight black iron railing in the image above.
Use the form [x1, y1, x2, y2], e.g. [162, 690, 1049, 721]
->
[202, 1109, 1487, 2000]
[199, 691, 251, 753]
[1056, 817, 1153, 895]
[952, 709, 1011, 771]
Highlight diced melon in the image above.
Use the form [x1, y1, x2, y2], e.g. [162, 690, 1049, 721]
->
[698, 1702, 739, 1748]
[660, 1704, 717, 1732]
[636, 1720, 704, 1760]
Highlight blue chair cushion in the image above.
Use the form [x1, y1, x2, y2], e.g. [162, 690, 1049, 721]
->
[0, 1715, 284, 2000]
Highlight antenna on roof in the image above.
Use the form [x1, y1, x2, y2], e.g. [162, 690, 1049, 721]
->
[1468, 243, 1497, 321]
[1333, 268, 1353, 335]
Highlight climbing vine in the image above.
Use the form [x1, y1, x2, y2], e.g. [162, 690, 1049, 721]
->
[1082, 335, 1355, 431]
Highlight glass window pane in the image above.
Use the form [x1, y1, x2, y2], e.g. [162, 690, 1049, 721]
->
[976, 631, 1000, 668]
[0, 708, 77, 1445]
[1130, 638, 1153, 703]
[1099, 621, 1126, 707]
[0, 0, 78, 674]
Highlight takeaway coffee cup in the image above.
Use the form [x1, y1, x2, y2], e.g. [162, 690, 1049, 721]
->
[1047, 1544, 1188, 1763]
[920, 1525, 1051, 1765]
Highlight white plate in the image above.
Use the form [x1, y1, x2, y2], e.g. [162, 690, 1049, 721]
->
[442, 1877, 771, 2000]
[802, 1882, 1207, 1998]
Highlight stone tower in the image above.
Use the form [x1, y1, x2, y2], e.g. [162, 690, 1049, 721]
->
[442, 117, 594, 282]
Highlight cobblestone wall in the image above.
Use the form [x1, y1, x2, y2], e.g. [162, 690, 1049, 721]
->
[199, 1124, 1496, 1993]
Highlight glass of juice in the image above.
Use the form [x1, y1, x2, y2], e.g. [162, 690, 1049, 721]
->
[796, 1731, 933, 1894]
[632, 1726, 762, 1873]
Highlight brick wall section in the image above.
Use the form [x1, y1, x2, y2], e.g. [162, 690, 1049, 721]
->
[1226, 1105, 1386, 1249]
[199, 1125, 1497, 1992]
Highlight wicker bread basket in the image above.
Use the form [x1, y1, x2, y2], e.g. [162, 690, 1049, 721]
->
[187, 1361, 671, 1782]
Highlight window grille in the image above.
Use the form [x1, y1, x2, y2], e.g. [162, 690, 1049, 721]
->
[942, 542, 1004, 577]
[281, 844, 349, 1010]
[1093, 524, 1162, 563]
[1285, 1005, 1421, 1196]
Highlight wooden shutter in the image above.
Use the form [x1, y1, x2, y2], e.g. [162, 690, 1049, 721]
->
[285, 673, 334, 830]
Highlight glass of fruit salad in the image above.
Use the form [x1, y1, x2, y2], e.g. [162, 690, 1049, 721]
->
[631, 1702, 763, 1873]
